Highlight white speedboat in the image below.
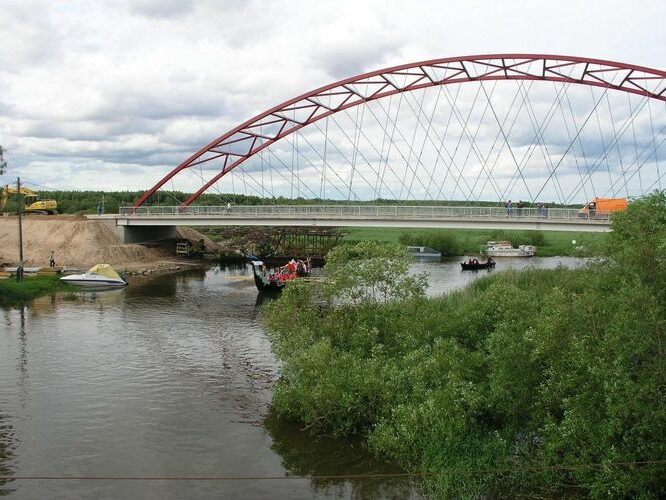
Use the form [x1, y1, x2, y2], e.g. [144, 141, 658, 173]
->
[60, 264, 127, 288]
[486, 241, 536, 257]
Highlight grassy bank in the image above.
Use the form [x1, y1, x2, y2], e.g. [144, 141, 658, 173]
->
[0, 275, 68, 305]
[267, 193, 665, 497]
[343, 226, 607, 256]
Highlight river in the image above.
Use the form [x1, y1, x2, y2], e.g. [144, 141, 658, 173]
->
[0, 257, 585, 499]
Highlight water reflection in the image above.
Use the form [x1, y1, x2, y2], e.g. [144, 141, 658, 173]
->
[255, 291, 279, 308]
[0, 310, 20, 497]
[264, 410, 424, 499]
[16, 307, 27, 375]
[0, 412, 16, 497]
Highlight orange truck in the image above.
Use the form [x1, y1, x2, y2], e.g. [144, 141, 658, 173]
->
[579, 197, 628, 219]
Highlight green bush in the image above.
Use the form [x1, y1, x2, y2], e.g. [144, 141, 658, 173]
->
[398, 231, 463, 256]
[487, 229, 546, 247]
[265, 193, 666, 498]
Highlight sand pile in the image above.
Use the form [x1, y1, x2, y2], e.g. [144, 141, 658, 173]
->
[174, 226, 219, 252]
[0, 216, 217, 270]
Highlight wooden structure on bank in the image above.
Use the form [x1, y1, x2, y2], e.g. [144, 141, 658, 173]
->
[267, 227, 345, 258]
[203, 226, 345, 260]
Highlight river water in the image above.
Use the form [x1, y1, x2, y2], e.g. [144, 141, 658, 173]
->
[0, 257, 584, 499]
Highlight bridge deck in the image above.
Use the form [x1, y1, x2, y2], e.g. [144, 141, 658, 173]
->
[101, 205, 613, 233]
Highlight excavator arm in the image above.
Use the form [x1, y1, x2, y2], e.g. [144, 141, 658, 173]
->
[1, 185, 57, 214]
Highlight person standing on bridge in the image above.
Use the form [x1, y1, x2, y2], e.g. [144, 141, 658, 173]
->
[505, 200, 513, 217]
[226, 202, 231, 214]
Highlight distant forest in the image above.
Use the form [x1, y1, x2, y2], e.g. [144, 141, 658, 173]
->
[2, 189, 583, 214]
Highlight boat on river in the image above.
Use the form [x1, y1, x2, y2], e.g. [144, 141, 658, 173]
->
[249, 256, 310, 292]
[461, 259, 496, 271]
[60, 264, 127, 288]
[485, 241, 536, 257]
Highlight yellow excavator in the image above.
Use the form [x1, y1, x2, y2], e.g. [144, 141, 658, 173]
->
[1, 185, 58, 214]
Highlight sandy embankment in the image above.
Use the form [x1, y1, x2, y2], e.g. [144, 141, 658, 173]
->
[0, 215, 219, 273]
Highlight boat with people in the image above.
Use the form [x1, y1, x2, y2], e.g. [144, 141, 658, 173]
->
[461, 257, 495, 271]
[485, 241, 536, 257]
[248, 256, 311, 292]
[60, 264, 127, 288]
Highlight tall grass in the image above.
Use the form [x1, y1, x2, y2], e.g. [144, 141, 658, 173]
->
[0, 275, 64, 305]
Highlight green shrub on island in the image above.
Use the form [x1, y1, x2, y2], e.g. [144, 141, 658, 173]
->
[398, 231, 463, 256]
[0, 275, 64, 305]
[265, 192, 666, 498]
[321, 241, 427, 305]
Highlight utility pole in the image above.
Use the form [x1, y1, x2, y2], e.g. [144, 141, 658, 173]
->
[16, 177, 24, 282]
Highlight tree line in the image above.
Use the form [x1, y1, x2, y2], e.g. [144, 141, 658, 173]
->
[0, 188, 583, 214]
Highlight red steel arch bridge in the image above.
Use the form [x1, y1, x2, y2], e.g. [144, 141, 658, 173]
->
[116, 54, 665, 237]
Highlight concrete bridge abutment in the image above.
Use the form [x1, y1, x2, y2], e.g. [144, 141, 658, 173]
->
[95, 217, 177, 243]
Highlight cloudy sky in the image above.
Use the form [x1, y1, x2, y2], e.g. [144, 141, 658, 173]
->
[0, 0, 664, 201]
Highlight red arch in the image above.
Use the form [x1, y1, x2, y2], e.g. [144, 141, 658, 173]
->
[135, 54, 666, 207]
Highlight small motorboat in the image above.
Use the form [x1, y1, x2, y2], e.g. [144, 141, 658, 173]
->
[60, 264, 127, 288]
[460, 259, 496, 271]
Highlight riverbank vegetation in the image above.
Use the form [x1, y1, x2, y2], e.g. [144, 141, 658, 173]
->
[265, 192, 665, 498]
[0, 275, 68, 305]
[344, 226, 606, 257]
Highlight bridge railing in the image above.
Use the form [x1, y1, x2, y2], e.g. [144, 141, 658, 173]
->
[119, 205, 614, 221]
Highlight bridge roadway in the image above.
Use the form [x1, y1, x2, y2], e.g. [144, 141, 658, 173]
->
[95, 205, 612, 243]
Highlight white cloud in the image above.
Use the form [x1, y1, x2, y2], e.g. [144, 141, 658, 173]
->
[128, 0, 195, 18]
[0, 0, 663, 203]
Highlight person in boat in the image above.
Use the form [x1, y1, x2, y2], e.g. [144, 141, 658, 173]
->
[486, 256, 494, 265]
[257, 264, 271, 285]
[287, 258, 297, 274]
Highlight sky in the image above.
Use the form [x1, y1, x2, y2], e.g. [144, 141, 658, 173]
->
[0, 0, 664, 200]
